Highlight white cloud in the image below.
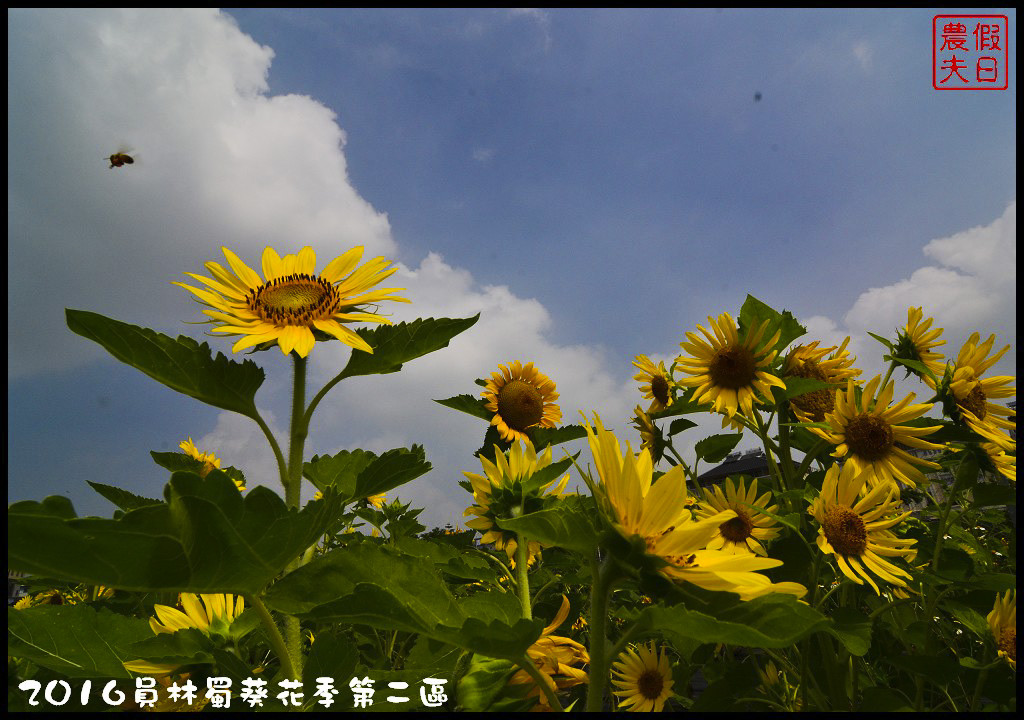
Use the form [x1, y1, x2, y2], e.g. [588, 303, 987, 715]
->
[508, 8, 552, 52]
[845, 201, 1016, 350]
[472, 147, 495, 162]
[852, 40, 873, 71]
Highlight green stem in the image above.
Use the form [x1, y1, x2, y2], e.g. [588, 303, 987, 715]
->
[930, 482, 958, 574]
[515, 532, 532, 621]
[253, 411, 289, 492]
[516, 653, 564, 711]
[584, 555, 616, 713]
[286, 354, 308, 510]
[969, 667, 990, 712]
[249, 594, 297, 680]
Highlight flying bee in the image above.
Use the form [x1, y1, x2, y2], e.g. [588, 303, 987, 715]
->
[107, 151, 135, 169]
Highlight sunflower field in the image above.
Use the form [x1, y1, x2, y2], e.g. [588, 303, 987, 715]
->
[7, 246, 1016, 712]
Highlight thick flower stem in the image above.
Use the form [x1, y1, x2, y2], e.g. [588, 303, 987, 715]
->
[249, 594, 298, 681]
[282, 353, 310, 680]
[516, 653, 565, 711]
[514, 527, 532, 621]
[584, 555, 616, 712]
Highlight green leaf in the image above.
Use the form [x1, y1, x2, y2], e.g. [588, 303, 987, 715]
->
[65, 309, 264, 418]
[631, 593, 829, 649]
[124, 628, 216, 667]
[668, 418, 697, 437]
[943, 602, 990, 639]
[971, 484, 1016, 507]
[8, 474, 345, 593]
[264, 542, 542, 660]
[694, 433, 742, 463]
[866, 331, 894, 352]
[304, 446, 431, 502]
[336, 315, 479, 380]
[435, 393, 493, 421]
[457, 656, 527, 713]
[529, 424, 587, 449]
[858, 686, 912, 711]
[826, 607, 871, 656]
[779, 375, 832, 400]
[495, 495, 599, 555]
[303, 631, 359, 695]
[7, 604, 153, 678]
[739, 295, 805, 356]
[88, 482, 161, 512]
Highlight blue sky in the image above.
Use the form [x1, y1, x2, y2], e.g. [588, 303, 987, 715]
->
[7, 9, 1016, 529]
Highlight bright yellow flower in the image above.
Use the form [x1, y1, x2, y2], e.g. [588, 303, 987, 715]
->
[987, 590, 1016, 671]
[583, 414, 805, 601]
[481, 361, 562, 443]
[611, 642, 675, 712]
[632, 355, 674, 413]
[810, 376, 943, 489]
[982, 442, 1016, 482]
[463, 440, 569, 568]
[180, 437, 245, 491]
[631, 404, 663, 461]
[944, 332, 1016, 450]
[676, 312, 786, 423]
[783, 338, 861, 423]
[896, 307, 946, 378]
[175, 245, 409, 358]
[507, 595, 589, 708]
[809, 462, 917, 595]
[366, 492, 386, 509]
[697, 476, 781, 556]
[124, 593, 245, 676]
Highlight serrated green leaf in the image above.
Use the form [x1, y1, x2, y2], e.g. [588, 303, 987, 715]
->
[694, 433, 742, 463]
[265, 543, 541, 660]
[88, 482, 162, 512]
[631, 593, 828, 648]
[668, 418, 697, 437]
[66, 309, 264, 418]
[495, 495, 599, 555]
[435, 393, 493, 421]
[7, 604, 154, 678]
[337, 315, 479, 380]
[304, 446, 431, 502]
[529, 424, 587, 450]
[8, 474, 345, 593]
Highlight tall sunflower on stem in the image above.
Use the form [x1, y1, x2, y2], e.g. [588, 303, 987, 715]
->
[481, 361, 562, 443]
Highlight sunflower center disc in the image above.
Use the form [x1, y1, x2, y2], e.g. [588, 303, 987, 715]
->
[720, 512, 753, 543]
[845, 414, 894, 461]
[637, 668, 664, 700]
[709, 347, 757, 389]
[497, 380, 544, 430]
[651, 374, 671, 406]
[822, 505, 867, 555]
[962, 385, 988, 420]
[254, 275, 333, 324]
[999, 629, 1016, 663]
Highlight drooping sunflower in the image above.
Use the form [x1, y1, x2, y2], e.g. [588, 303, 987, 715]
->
[610, 642, 675, 712]
[582, 414, 806, 600]
[987, 590, 1016, 671]
[631, 404, 663, 462]
[632, 355, 674, 413]
[808, 462, 917, 595]
[697, 476, 781, 556]
[895, 307, 946, 379]
[175, 245, 409, 358]
[810, 376, 944, 489]
[124, 593, 245, 676]
[981, 442, 1016, 482]
[179, 437, 246, 491]
[783, 338, 861, 423]
[942, 332, 1016, 450]
[676, 312, 786, 423]
[507, 594, 589, 708]
[463, 439, 569, 568]
[481, 361, 562, 443]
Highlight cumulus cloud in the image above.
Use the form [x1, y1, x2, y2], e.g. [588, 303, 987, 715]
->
[8, 8, 393, 379]
[845, 201, 1016, 353]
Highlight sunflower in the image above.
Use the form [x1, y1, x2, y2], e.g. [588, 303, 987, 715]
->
[808, 462, 917, 595]
[481, 361, 562, 443]
[366, 492, 386, 509]
[174, 245, 409, 358]
[611, 642, 675, 712]
[987, 590, 1016, 671]
[895, 307, 946, 379]
[631, 404, 663, 461]
[179, 437, 245, 491]
[783, 338, 861, 423]
[810, 376, 944, 489]
[124, 593, 245, 676]
[943, 332, 1016, 450]
[697, 476, 781, 556]
[507, 595, 589, 708]
[463, 440, 569, 568]
[981, 442, 1016, 482]
[632, 355, 674, 413]
[676, 312, 786, 423]
[583, 414, 806, 600]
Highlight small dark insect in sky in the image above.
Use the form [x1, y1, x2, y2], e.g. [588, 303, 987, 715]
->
[754, 92, 762, 102]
